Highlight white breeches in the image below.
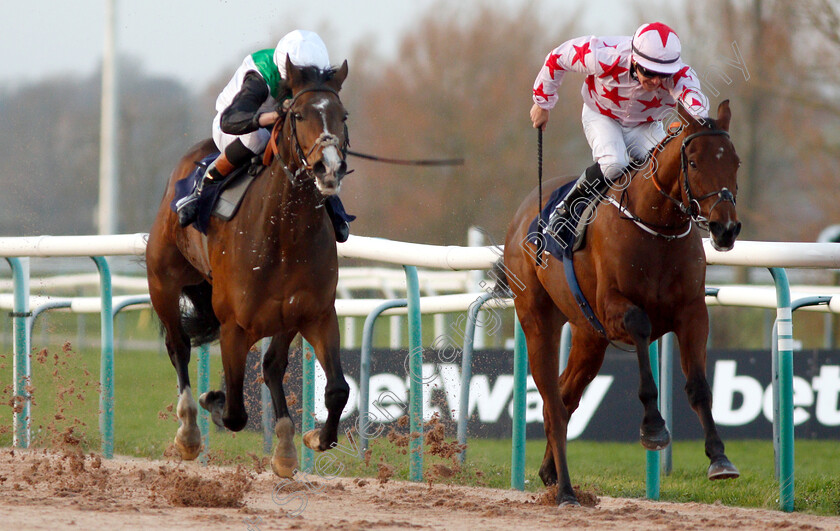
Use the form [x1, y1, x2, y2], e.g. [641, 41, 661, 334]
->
[581, 104, 665, 181]
[212, 113, 271, 154]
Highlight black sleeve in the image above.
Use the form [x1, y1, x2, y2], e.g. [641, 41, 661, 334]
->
[219, 71, 270, 135]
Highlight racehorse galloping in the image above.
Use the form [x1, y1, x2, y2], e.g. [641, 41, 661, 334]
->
[501, 101, 741, 505]
[146, 57, 350, 478]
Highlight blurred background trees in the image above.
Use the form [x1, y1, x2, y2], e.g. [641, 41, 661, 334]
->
[0, 0, 838, 245]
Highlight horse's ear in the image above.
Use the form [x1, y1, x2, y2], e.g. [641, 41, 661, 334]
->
[716, 100, 732, 131]
[285, 54, 303, 90]
[330, 60, 349, 91]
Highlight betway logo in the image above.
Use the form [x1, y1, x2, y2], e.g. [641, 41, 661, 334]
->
[712, 361, 840, 426]
[310, 363, 613, 440]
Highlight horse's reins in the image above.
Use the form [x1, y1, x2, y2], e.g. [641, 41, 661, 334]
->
[644, 127, 736, 232]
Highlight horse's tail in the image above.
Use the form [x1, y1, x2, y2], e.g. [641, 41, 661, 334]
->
[180, 281, 220, 347]
[489, 258, 513, 298]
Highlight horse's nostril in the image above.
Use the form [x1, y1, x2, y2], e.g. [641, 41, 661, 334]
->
[312, 160, 326, 177]
[733, 221, 742, 237]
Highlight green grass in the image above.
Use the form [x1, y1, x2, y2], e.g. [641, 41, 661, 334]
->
[1, 343, 838, 515]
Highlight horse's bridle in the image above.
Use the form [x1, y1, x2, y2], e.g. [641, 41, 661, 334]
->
[651, 127, 736, 230]
[265, 86, 349, 185]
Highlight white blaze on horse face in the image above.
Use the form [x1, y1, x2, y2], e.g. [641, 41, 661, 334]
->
[312, 97, 342, 195]
[716, 147, 724, 160]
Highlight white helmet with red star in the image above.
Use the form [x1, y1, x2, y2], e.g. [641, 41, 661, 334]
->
[631, 22, 682, 75]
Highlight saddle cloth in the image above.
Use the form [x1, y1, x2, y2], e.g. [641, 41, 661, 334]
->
[527, 180, 602, 260]
[170, 153, 356, 236]
[170, 153, 260, 234]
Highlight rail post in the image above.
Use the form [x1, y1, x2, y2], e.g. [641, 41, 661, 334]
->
[511, 315, 527, 490]
[404, 265, 424, 482]
[92, 256, 115, 458]
[6, 257, 31, 448]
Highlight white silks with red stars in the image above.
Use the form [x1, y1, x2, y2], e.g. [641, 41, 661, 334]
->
[532, 32, 709, 127]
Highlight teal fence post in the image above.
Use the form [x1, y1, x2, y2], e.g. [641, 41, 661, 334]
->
[660, 333, 674, 475]
[358, 299, 408, 457]
[197, 343, 210, 463]
[6, 257, 31, 448]
[646, 340, 660, 500]
[511, 314, 527, 490]
[403, 265, 424, 482]
[92, 256, 114, 458]
[301, 339, 315, 471]
[769, 267, 794, 512]
[457, 292, 495, 464]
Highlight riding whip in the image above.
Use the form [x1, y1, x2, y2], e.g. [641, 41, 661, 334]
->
[537, 128, 544, 266]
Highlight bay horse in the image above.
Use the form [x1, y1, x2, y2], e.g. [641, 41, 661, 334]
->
[500, 101, 741, 505]
[145, 57, 350, 478]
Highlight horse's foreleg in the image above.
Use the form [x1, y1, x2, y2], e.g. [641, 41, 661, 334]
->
[149, 281, 201, 460]
[262, 331, 297, 478]
[675, 303, 739, 480]
[211, 322, 251, 432]
[300, 311, 349, 452]
[604, 293, 669, 450]
[518, 307, 577, 505]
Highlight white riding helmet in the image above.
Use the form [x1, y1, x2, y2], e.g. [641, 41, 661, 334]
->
[274, 30, 331, 79]
[631, 22, 682, 75]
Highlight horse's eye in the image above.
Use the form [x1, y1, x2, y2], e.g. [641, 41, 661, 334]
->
[294, 112, 304, 121]
[689, 160, 697, 169]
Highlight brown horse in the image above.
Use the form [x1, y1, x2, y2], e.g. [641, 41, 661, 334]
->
[500, 101, 741, 505]
[145, 57, 351, 478]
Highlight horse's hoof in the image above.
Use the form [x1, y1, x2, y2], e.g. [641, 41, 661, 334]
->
[271, 455, 298, 478]
[558, 494, 580, 507]
[708, 457, 740, 480]
[199, 390, 225, 428]
[303, 429, 322, 451]
[174, 436, 201, 461]
[640, 425, 671, 451]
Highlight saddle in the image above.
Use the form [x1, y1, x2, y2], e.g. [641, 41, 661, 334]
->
[170, 153, 262, 234]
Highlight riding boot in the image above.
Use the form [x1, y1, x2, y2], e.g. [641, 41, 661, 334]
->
[176, 154, 235, 227]
[548, 163, 605, 228]
[324, 195, 353, 243]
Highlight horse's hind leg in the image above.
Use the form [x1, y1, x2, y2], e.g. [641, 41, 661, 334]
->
[676, 302, 739, 479]
[262, 331, 298, 478]
[604, 293, 669, 450]
[300, 310, 349, 452]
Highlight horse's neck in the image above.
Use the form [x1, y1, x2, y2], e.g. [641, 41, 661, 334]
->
[258, 155, 325, 239]
[626, 137, 685, 225]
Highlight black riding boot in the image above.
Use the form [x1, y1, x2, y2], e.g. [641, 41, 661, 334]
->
[324, 195, 354, 243]
[176, 167, 215, 227]
[549, 163, 605, 228]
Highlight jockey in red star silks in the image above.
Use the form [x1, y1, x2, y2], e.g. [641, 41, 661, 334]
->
[530, 22, 710, 223]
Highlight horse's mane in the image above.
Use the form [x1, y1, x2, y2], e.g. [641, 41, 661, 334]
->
[277, 65, 341, 100]
[644, 115, 721, 161]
